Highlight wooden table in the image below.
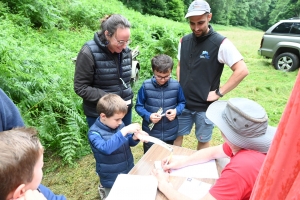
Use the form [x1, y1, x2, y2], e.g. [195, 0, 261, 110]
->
[129, 144, 221, 200]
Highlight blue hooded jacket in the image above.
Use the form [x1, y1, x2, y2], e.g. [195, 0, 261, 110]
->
[88, 118, 139, 188]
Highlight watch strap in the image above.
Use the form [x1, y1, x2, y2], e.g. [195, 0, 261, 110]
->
[216, 88, 224, 97]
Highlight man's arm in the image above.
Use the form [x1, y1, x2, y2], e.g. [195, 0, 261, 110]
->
[154, 145, 227, 200]
[164, 144, 227, 170]
[219, 60, 248, 95]
[207, 60, 248, 102]
[153, 169, 217, 200]
[156, 176, 193, 200]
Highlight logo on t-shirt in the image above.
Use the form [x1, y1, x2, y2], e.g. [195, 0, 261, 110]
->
[200, 51, 210, 59]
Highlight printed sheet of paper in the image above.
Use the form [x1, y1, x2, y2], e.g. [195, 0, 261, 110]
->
[166, 156, 219, 179]
[106, 174, 157, 200]
[178, 177, 212, 200]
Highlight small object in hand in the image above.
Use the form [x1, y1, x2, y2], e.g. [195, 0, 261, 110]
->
[160, 111, 171, 117]
[165, 151, 173, 166]
[148, 107, 163, 130]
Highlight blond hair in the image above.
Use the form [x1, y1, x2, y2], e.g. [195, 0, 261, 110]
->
[96, 93, 128, 117]
[0, 127, 43, 199]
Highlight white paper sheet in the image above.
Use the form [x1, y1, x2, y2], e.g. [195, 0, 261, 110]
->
[170, 157, 219, 179]
[178, 177, 212, 200]
[106, 174, 158, 200]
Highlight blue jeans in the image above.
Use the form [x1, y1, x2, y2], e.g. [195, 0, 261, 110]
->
[177, 108, 214, 142]
[86, 106, 132, 128]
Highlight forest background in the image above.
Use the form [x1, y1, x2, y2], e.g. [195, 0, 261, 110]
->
[0, 0, 299, 198]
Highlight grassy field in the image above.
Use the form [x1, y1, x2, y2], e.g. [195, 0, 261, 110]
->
[42, 26, 298, 199]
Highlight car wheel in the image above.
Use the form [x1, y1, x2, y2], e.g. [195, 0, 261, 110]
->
[274, 52, 299, 72]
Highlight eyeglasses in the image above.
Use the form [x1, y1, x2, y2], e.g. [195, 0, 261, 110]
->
[154, 74, 171, 80]
[113, 35, 131, 46]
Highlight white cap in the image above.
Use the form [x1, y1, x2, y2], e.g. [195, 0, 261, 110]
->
[185, 0, 211, 18]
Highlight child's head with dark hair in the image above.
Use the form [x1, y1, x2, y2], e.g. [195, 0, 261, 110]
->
[151, 54, 173, 85]
[0, 127, 44, 200]
[151, 54, 173, 73]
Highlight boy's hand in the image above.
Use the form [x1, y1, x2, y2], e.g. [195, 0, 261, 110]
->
[133, 130, 149, 142]
[121, 123, 141, 136]
[165, 109, 176, 121]
[150, 113, 162, 124]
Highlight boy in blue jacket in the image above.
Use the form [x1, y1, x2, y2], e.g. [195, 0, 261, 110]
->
[88, 93, 147, 200]
[135, 54, 186, 153]
[0, 127, 66, 200]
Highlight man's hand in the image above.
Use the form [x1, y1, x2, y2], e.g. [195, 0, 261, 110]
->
[207, 90, 221, 102]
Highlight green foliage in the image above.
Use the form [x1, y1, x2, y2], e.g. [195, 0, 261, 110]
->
[166, 0, 185, 22]
[62, 1, 100, 30]
[208, 0, 234, 26]
[0, 17, 91, 164]
[121, 0, 185, 22]
[143, 0, 167, 18]
[1, 0, 62, 28]
[120, 0, 143, 13]
[269, 0, 300, 26]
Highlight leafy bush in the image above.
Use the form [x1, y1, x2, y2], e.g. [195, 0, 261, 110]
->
[1, 0, 62, 28]
[0, 0, 194, 163]
[0, 17, 92, 164]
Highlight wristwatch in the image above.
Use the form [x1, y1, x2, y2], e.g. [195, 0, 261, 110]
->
[215, 88, 224, 97]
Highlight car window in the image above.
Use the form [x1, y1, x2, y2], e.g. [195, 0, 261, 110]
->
[290, 23, 300, 35]
[272, 22, 293, 33]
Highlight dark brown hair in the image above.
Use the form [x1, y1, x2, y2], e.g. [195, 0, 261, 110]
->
[151, 54, 174, 73]
[96, 93, 128, 117]
[98, 14, 131, 43]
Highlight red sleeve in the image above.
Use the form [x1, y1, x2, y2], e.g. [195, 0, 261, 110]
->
[222, 142, 233, 157]
[209, 168, 248, 200]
